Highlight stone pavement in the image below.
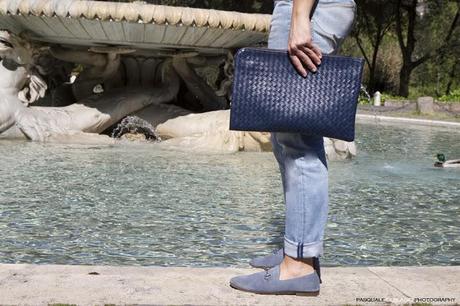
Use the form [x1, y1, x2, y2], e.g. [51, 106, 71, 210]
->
[0, 264, 458, 305]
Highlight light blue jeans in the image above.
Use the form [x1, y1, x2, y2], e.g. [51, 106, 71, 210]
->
[269, 0, 356, 258]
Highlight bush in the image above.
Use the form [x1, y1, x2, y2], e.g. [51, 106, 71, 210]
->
[358, 95, 371, 105]
[438, 89, 460, 102]
[381, 93, 407, 103]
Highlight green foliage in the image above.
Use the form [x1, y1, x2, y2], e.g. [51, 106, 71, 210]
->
[381, 93, 407, 103]
[407, 86, 437, 100]
[344, 0, 460, 98]
[358, 92, 407, 105]
[99, 0, 460, 99]
[438, 88, 460, 102]
[358, 95, 371, 105]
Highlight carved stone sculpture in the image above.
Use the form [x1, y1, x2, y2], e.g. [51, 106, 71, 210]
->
[0, 29, 356, 160]
[0, 30, 180, 141]
[156, 110, 356, 159]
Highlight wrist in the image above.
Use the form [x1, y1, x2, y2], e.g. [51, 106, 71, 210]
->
[292, 0, 315, 21]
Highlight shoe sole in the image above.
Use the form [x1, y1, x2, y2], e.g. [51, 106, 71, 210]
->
[230, 283, 320, 296]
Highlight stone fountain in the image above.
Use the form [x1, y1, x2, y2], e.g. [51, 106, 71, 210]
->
[0, 0, 356, 160]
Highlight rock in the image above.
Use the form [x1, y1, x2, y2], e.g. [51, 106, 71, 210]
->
[134, 104, 192, 127]
[330, 139, 357, 160]
[112, 116, 159, 141]
[156, 111, 272, 153]
[322, 137, 357, 161]
[157, 110, 357, 159]
[0, 125, 27, 140]
[157, 110, 230, 139]
[449, 103, 460, 114]
[120, 133, 147, 142]
[45, 132, 115, 145]
[244, 132, 272, 152]
[417, 97, 434, 115]
[384, 100, 415, 110]
[324, 137, 338, 161]
[158, 130, 241, 154]
[156, 111, 244, 153]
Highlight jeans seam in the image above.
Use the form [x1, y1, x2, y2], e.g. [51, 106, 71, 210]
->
[299, 155, 306, 247]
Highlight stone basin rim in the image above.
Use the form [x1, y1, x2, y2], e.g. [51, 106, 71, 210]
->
[0, 0, 272, 32]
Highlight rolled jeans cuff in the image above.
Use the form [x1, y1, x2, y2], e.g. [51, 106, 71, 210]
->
[284, 237, 324, 259]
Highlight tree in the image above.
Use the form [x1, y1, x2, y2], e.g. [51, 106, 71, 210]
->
[445, 57, 459, 95]
[353, 0, 395, 93]
[395, 0, 459, 97]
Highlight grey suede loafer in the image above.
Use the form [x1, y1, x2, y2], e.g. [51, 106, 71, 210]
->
[249, 249, 284, 269]
[230, 265, 320, 296]
[249, 249, 323, 283]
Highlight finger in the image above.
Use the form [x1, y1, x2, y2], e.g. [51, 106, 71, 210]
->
[39, 87, 46, 98]
[294, 49, 317, 72]
[289, 54, 308, 77]
[30, 82, 38, 92]
[299, 46, 321, 65]
[310, 43, 323, 59]
[287, 44, 297, 58]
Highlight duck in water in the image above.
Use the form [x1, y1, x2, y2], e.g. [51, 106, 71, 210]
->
[434, 154, 460, 168]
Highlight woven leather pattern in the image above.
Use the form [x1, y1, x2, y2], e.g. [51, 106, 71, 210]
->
[230, 47, 364, 142]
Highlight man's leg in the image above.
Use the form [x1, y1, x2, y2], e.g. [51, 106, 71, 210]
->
[271, 0, 357, 279]
[262, 0, 356, 259]
[230, 0, 357, 295]
[273, 132, 328, 279]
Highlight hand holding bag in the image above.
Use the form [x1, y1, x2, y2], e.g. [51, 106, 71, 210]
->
[229, 47, 364, 142]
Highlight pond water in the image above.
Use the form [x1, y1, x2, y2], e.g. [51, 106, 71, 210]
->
[0, 122, 459, 267]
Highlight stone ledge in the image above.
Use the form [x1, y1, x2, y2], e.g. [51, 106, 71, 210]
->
[357, 114, 460, 128]
[380, 100, 460, 114]
[0, 264, 458, 305]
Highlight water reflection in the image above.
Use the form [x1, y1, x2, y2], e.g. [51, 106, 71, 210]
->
[0, 122, 459, 267]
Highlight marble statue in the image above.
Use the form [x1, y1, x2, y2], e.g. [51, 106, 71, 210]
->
[156, 110, 356, 159]
[0, 30, 180, 141]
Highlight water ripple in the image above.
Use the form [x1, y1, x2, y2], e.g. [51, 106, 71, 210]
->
[0, 122, 459, 267]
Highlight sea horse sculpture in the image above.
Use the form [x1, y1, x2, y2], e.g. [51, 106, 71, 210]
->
[0, 30, 180, 141]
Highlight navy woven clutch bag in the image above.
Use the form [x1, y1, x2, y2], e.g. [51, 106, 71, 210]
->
[229, 47, 364, 142]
